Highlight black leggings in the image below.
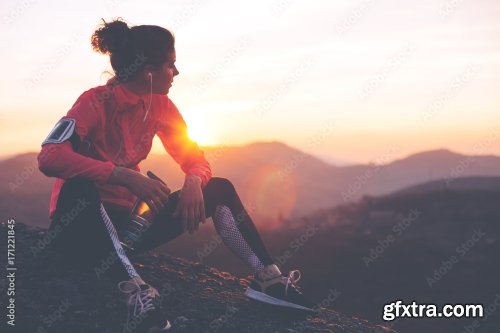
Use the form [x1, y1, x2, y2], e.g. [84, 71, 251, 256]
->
[47, 176, 274, 284]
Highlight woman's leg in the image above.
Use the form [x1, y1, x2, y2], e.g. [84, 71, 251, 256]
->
[132, 177, 276, 274]
[47, 177, 140, 284]
[47, 177, 175, 331]
[113, 177, 310, 311]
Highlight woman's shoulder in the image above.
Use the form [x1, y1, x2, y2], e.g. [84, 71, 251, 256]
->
[72, 81, 118, 112]
[160, 95, 180, 112]
[154, 94, 175, 116]
[153, 96, 183, 130]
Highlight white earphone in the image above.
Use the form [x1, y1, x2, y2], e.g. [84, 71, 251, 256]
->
[143, 72, 153, 122]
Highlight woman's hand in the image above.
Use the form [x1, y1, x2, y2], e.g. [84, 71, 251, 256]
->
[174, 175, 206, 234]
[108, 166, 171, 214]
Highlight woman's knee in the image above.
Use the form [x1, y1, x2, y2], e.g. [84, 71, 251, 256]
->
[205, 177, 236, 194]
[203, 177, 238, 215]
[59, 177, 99, 198]
[55, 177, 101, 218]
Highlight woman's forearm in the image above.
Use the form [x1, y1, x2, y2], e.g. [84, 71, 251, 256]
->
[107, 166, 137, 187]
[38, 141, 115, 183]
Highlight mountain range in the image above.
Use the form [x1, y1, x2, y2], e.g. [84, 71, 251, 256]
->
[2, 142, 500, 228]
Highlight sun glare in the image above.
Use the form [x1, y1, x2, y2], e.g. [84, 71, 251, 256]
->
[187, 122, 217, 146]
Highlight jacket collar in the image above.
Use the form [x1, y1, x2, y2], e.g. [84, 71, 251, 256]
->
[105, 77, 149, 110]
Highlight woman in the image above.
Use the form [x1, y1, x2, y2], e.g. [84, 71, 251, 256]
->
[38, 18, 313, 332]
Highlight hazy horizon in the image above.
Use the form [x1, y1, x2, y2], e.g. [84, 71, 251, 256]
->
[1, 0, 499, 163]
[2, 140, 499, 167]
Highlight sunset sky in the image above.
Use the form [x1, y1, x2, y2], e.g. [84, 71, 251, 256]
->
[1, 0, 499, 165]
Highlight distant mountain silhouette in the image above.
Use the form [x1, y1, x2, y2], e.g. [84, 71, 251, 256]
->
[0, 152, 54, 228]
[351, 148, 500, 196]
[0, 223, 397, 333]
[385, 176, 500, 197]
[309, 152, 354, 166]
[2, 143, 500, 228]
[146, 145, 500, 223]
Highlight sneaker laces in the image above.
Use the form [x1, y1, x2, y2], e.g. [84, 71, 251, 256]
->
[285, 270, 302, 295]
[118, 281, 157, 318]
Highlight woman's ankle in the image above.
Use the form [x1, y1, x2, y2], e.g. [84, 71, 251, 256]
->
[130, 276, 146, 285]
[256, 264, 282, 281]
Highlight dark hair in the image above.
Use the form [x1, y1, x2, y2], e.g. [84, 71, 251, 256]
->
[91, 18, 175, 82]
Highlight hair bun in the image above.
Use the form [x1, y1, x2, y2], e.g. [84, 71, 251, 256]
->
[91, 18, 131, 54]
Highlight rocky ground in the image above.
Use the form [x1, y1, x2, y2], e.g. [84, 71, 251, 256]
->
[0, 223, 397, 333]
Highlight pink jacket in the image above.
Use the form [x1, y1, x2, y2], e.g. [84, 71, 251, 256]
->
[38, 80, 212, 218]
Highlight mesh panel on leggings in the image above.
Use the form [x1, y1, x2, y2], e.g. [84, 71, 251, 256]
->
[99, 204, 139, 279]
[213, 205, 265, 273]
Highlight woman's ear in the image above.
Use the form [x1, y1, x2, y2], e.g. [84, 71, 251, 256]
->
[142, 66, 155, 80]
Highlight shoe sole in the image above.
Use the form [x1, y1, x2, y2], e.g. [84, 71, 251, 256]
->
[149, 320, 172, 332]
[244, 288, 315, 312]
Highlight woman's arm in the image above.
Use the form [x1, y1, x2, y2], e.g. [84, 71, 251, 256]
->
[38, 140, 115, 183]
[38, 91, 114, 183]
[156, 98, 211, 232]
[38, 90, 173, 214]
[107, 166, 171, 214]
[156, 98, 212, 188]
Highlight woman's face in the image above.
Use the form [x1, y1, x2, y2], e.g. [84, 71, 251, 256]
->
[151, 49, 179, 95]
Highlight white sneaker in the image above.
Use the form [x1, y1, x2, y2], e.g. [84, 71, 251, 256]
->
[118, 281, 172, 332]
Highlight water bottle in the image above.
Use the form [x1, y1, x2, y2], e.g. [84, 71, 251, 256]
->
[119, 171, 167, 251]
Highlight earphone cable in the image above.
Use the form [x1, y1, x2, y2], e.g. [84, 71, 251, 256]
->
[142, 74, 153, 122]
